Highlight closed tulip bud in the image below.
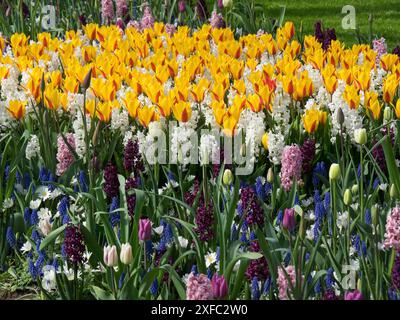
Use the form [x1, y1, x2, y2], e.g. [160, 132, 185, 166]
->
[267, 167, 274, 183]
[329, 163, 340, 180]
[120, 243, 133, 264]
[282, 208, 296, 231]
[357, 279, 362, 291]
[371, 204, 379, 227]
[139, 218, 152, 241]
[337, 107, 345, 125]
[261, 133, 269, 150]
[344, 189, 352, 205]
[223, 0, 232, 7]
[211, 274, 228, 299]
[223, 169, 233, 185]
[354, 128, 367, 145]
[103, 245, 118, 267]
[351, 184, 359, 195]
[82, 68, 92, 90]
[384, 106, 392, 121]
[390, 183, 398, 199]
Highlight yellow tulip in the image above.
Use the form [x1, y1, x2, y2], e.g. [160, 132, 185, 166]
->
[324, 76, 338, 94]
[44, 86, 61, 110]
[343, 85, 360, 109]
[96, 101, 113, 122]
[380, 54, 399, 72]
[157, 95, 172, 118]
[247, 94, 263, 113]
[262, 133, 269, 150]
[222, 115, 238, 137]
[395, 99, 400, 119]
[122, 91, 141, 118]
[0, 66, 9, 80]
[383, 74, 398, 104]
[7, 100, 26, 120]
[138, 106, 159, 127]
[303, 108, 321, 133]
[172, 101, 192, 123]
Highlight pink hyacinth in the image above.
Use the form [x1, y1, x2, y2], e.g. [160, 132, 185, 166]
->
[209, 10, 225, 29]
[101, 0, 115, 25]
[344, 290, 363, 300]
[165, 23, 176, 36]
[277, 265, 297, 300]
[116, 0, 128, 18]
[373, 37, 387, 64]
[383, 206, 400, 250]
[56, 133, 76, 176]
[127, 20, 142, 32]
[186, 273, 213, 300]
[141, 5, 155, 30]
[280, 145, 303, 192]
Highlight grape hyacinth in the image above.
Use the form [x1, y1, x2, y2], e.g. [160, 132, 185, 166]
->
[239, 186, 264, 227]
[195, 194, 214, 242]
[246, 240, 269, 281]
[301, 138, 315, 174]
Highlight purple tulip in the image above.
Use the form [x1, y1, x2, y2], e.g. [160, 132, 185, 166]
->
[217, 0, 224, 9]
[282, 208, 296, 231]
[344, 290, 363, 300]
[211, 274, 228, 298]
[139, 218, 152, 241]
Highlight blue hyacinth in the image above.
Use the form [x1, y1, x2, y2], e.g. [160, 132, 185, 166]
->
[118, 272, 126, 289]
[31, 209, 39, 225]
[365, 209, 372, 225]
[191, 264, 198, 275]
[312, 161, 327, 187]
[263, 277, 271, 295]
[28, 259, 37, 278]
[326, 267, 335, 288]
[31, 230, 40, 242]
[39, 167, 48, 183]
[150, 278, 158, 296]
[314, 278, 322, 294]
[251, 277, 260, 300]
[276, 210, 283, 226]
[6, 227, 16, 247]
[207, 268, 213, 279]
[24, 208, 31, 225]
[109, 196, 120, 227]
[255, 177, 265, 199]
[78, 170, 88, 192]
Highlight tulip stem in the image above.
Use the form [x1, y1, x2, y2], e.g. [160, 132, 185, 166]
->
[360, 147, 364, 220]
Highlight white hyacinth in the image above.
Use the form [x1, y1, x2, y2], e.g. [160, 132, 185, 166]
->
[26, 134, 41, 160]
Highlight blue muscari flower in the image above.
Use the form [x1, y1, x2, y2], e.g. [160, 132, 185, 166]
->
[4, 164, 10, 183]
[388, 288, 400, 300]
[150, 278, 158, 296]
[35, 253, 45, 270]
[313, 220, 321, 242]
[276, 210, 283, 226]
[52, 258, 59, 271]
[78, 171, 88, 192]
[312, 162, 327, 187]
[373, 177, 380, 190]
[324, 192, 330, 210]
[216, 247, 220, 262]
[58, 196, 69, 217]
[163, 223, 173, 244]
[362, 242, 367, 256]
[305, 252, 310, 262]
[191, 264, 198, 275]
[24, 208, 31, 225]
[231, 224, 237, 241]
[314, 190, 321, 204]
[157, 237, 166, 251]
[264, 182, 272, 195]
[284, 252, 291, 266]
[61, 244, 67, 260]
[62, 214, 71, 225]
[241, 221, 248, 231]
[314, 278, 322, 294]
[28, 259, 37, 278]
[110, 196, 120, 227]
[251, 277, 260, 300]
[357, 163, 361, 179]
[31, 209, 39, 225]
[31, 230, 40, 242]
[118, 272, 126, 289]
[207, 268, 213, 279]
[39, 167, 49, 183]
[255, 177, 265, 199]
[23, 172, 31, 190]
[47, 172, 55, 191]
[240, 231, 247, 243]
[354, 235, 361, 255]
[237, 202, 244, 217]
[263, 277, 271, 295]
[167, 171, 175, 182]
[6, 227, 16, 247]
[365, 209, 372, 225]
[16, 171, 22, 184]
[145, 240, 153, 260]
[249, 231, 257, 241]
[326, 267, 334, 288]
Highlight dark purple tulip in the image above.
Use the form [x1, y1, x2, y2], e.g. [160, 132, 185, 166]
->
[344, 290, 363, 300]
[282, 208, 296, 231]
[211, 274, 228, 298]
[139, 218, 152, 241]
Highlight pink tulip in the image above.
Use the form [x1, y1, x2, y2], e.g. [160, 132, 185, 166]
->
[139, 218, 152, 241]
[211, 274, 228, 299]
[282, 208, 296, 231]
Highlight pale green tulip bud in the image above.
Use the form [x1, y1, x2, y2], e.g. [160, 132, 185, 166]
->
[223, 169, 233, 185]
[329, 163, 340, 181]
[390, 184, 398, 199]
[267, 167, 274, 183]
[354, 128, 367, 145]
[344, 188, 352, 205]
[351, 184, 359, 195]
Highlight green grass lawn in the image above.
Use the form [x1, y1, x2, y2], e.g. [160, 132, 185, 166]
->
[258, 0, 400, 50]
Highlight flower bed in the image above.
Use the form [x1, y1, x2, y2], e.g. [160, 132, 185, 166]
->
[1, 17, 400, 300]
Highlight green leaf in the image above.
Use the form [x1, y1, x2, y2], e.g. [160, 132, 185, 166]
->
[91, 286, 115, 300]
[39, 225, 67, 250]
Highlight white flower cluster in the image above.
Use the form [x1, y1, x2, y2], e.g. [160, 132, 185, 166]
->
[73, 111, 91, 158]
[111, 107, 129, 132]
[199, 133, 219, 165]
[26, 134, 41, 160]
